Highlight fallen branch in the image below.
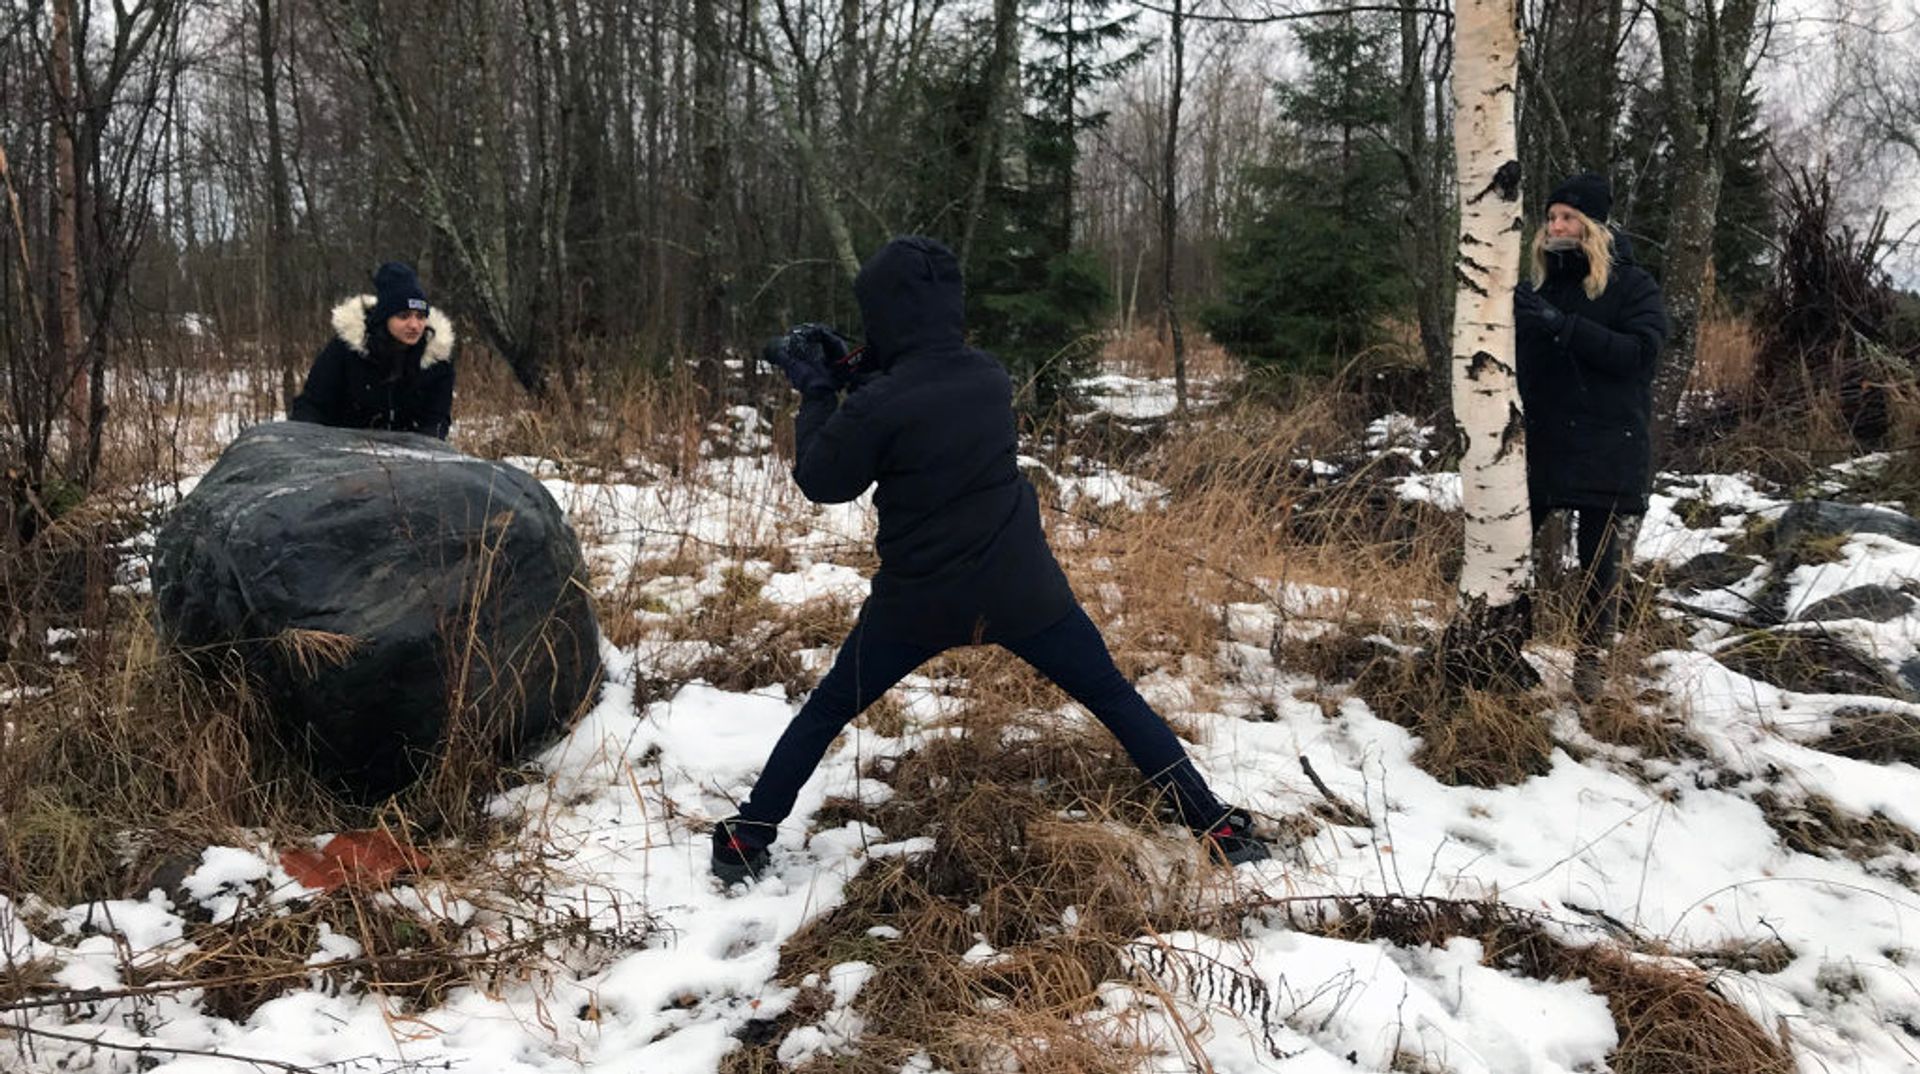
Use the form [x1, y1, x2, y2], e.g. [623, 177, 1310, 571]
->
[1298, 755, 1370, 827]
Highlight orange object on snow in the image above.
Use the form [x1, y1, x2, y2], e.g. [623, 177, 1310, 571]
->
[280, 829, 428, 892]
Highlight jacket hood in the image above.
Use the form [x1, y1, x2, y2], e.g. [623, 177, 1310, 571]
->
[330, 295, 456, 368]
[855, 236, 965, 364]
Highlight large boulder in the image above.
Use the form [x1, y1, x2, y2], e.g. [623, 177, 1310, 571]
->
[153, 422, 601, 799]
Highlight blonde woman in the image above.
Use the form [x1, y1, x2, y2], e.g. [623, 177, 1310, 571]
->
[1514, 173, 1668, 698]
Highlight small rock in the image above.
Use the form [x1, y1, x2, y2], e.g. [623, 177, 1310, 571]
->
[1774, 500, 1920, 551]
[1664, 551, 1762, 595]
[1795, 584, 1916, 624]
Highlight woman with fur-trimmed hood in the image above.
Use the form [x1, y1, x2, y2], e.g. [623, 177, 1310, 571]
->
[291, 262, 456, 439]
[1514, 173, 1668, 698]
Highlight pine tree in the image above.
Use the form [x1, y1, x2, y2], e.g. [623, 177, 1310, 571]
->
[968, 0, 1148, 412]
[1203, 9, 1410, 373]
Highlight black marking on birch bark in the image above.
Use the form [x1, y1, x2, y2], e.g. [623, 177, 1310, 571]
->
[1460, 232, 1488, 248]
[1465, 160, 1523, 205]
[1465, 350, 1513, 382]
[1494, 401, 1525, 461]
[1455, 266, 1488, 296]
[1491, 160, 1522, 201]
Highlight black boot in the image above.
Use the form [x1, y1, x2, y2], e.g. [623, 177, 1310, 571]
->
[711, 816, 775, 885]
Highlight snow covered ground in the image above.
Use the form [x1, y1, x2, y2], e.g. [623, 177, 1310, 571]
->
[5, 387, 1920, 1073]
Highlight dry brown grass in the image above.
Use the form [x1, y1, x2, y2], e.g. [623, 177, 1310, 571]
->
[1688, 314, 1760, 400]
[724, 713, 1237, 1073]
[1279, 895, 1795, 1074]
[1100, 325, 1241, 381]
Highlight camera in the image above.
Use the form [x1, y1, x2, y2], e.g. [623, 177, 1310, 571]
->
[787, 323, 869, 389]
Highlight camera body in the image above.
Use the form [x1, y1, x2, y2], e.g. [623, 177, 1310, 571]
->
[786, 323, 869, 389]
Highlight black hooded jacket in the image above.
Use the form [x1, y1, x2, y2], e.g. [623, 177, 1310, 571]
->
[791, 237, 1076, 648]
[1516, 233, 1668, 513]
[290, 296, 457, 439]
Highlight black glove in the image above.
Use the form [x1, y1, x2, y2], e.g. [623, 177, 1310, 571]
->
[1514, 285, 1567, 335]
[788, 323, 868, 389]
[762, 334, 834, 396]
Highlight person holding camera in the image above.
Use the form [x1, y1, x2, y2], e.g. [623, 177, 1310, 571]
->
[712, 235, 1268, 884]
[291, 261, 456, 439]
[1514, 174, 1668, 699]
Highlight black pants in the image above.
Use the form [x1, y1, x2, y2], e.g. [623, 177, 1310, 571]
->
[1533, 505, 1629, 645]
[736, 604, 1230, 835]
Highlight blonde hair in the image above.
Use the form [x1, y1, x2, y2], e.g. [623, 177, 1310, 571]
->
[1529, 207, 1614, 299]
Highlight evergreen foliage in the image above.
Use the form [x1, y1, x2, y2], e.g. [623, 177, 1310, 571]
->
[1617, 82, 1776, 309]
[1204, 10, 1411, 373]
[966, 0, 1146, 412]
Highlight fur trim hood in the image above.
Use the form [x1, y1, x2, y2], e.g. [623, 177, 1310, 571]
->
[330, 295, 456, 368]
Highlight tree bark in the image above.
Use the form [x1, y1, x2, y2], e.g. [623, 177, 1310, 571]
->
[1161, 0, 1188, 413]
[960, 0, 1021, 271]
[49, 0, 86, 473]
[1398, 0, 1452, 421]
[256, 0, 299, 409]
[1648, 0, 1762, 463]
[1442, 0, 1535, 690]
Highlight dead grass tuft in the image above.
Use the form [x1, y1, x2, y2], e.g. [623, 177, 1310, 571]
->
[1814, 707, 1920, 766]
[1275, 895, 1794, 1074]
[273, 628, 361, 680]
[1754, 789, 1920, 868]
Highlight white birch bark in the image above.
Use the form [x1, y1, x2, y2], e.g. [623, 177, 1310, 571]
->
[1450, 0, 1530, 616]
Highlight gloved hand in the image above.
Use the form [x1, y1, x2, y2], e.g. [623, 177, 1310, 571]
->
[788, 323, 870, 389]
[763, 333, 835, 396]
[1513, 285, 1567, 335]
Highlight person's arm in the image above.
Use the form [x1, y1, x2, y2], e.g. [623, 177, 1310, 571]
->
[792, 384, 886, 504]
[289, 344, 345, 425]
[415, 362, 455, 439]
[1559, 273, 1667, 379]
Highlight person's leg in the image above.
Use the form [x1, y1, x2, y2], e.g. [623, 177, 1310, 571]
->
[1573, 508, 1623, 645]
[716, 619, 935, 882]
[736, 619, 937, 828]
[1001, 605, 1230, 830]
[1569, 509, 1623, 701]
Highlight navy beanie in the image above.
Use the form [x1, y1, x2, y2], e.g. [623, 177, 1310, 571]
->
[1545, 173, 1611, 224]
[370, 261, 429, 322]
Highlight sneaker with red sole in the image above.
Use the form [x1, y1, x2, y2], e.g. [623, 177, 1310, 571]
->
[711, 815, 775, 886]
[1201, 808, 1271, 866]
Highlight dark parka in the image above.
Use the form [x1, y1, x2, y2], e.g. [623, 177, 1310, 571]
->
[791, 237, 1077, 649]
[1516, 234, 1668, 513]
[290, 296, 456, 439]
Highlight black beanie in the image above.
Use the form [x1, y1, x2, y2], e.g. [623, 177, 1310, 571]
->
[1545, 173, 1611, 224]
[369, 261, 429, 322]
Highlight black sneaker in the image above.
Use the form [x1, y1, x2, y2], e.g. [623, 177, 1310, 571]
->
[711, 816, 774, 885]
[1201, 809, 1271, 866]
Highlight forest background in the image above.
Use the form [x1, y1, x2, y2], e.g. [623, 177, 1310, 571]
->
[8, 0, 1920, 498]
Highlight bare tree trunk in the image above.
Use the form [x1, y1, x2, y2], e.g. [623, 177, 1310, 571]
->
[1399, 0, 1452, 421]
[1648, 0, 1761, 462]
[49, 0, 86, 474]
[960, 0, 1020, 270]
[256, 0, 298, 409]
[1442, 0, 1534, 689]
[1161, 0, 1188, 413]
[754, 22, 860, 284]
[692, 0, 727, 359]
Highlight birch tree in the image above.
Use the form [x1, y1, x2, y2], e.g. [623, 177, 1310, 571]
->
[1441, 0, 1534, 688]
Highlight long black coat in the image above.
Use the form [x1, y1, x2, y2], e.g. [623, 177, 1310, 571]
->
[290, 296, 456, 439]
[1516, 236, 1668, 513]
[791, 237, 1076, 649]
